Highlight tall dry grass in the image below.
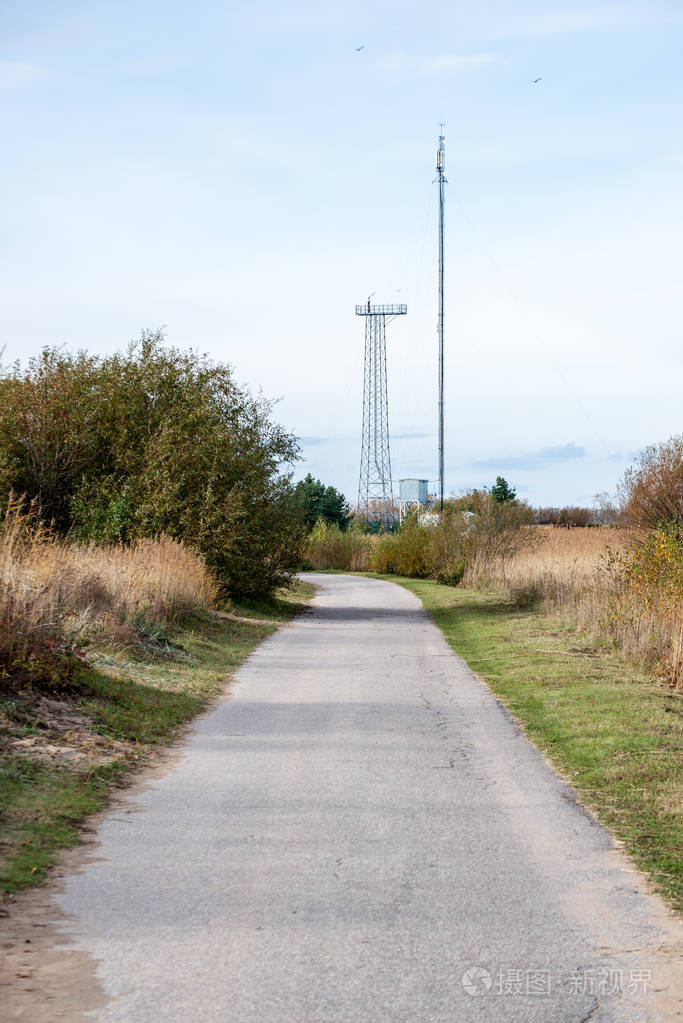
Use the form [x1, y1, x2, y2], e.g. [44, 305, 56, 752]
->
[475, 525, 682, 687]
[0, 498, 218, 687]
[466, 525, 626, 598]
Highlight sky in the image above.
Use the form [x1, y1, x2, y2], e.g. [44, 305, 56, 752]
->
[1, 0, 681, 508]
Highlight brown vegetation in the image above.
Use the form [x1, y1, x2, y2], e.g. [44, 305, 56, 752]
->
[619, 435, 683, 530]
[437, 523, 681, 688]
[0, 497, 218, 690]
[305, 447, 682, 688]
[535, 506, 594, 526]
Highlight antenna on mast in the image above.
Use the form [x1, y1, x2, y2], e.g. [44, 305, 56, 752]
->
[435, 127, 447, 510]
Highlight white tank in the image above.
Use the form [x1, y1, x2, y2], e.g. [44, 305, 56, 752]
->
[399, 478, 428, 503]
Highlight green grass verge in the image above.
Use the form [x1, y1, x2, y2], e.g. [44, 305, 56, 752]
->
[0, 581, 314, 894]
[387, 576, 683, 911]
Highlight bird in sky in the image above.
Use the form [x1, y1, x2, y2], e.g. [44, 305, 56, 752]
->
[532, 77, 542, 83]
[355, 45, 365, 51]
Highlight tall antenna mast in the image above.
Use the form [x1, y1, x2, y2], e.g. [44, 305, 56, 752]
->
[436, 127, 447, 510]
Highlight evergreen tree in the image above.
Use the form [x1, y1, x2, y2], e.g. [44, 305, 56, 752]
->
[294, 474, 352, 530]
[491, 476, 517, 504]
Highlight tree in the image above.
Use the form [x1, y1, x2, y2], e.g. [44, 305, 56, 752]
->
[293, 474, 352, 530]
[491, 476, 517, 504]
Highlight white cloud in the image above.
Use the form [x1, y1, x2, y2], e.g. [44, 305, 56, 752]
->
[0, 59, 48, 90]
[380, 52, 496, 75]
[499, 5, 683, 38]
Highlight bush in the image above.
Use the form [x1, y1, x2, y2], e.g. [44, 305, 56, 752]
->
[304, 519, 374, 570]
[309, 492, 537, 591]
[0, 498, 78, 690]
[433, 559, 466, 587]
[0, 333, 304, 598]
[619, 434, 683, 530]
[435, 493, 535, 585]
[625, 522, 683, 608]
[370, 514, 433, 578]
[595, 523, 683, 686]
[535, 506, 593, 526]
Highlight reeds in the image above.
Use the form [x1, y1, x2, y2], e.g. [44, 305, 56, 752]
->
[465, 525, 625, 596]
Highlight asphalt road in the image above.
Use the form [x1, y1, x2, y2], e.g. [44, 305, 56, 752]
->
[55, 574, 678, 1022]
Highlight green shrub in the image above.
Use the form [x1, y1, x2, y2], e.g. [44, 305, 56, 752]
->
[433, 559, 466, 587]
[0, 332, 303, 598]
[70, 479, 134, 544]
[308, 493, 536, 591]
[305, 519, 374, 570]
[441, 492, 535, 584]
[370, 514, 432, 578]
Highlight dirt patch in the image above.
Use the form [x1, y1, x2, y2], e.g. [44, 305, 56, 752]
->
[0, 739, 191, 1020]
[0, 853, 103, 1022]
[215, 609, 283, 627]
[1, 693, 132, 771]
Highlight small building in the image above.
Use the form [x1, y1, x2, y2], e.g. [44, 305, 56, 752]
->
[399, 479, 429, 504]
[398, 478, 430, 522]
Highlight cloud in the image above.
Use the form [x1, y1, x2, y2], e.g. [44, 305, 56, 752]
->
[538, 442, 586, 461]
[302, 430, 429, 447]
[0, 60, 48, 90]
[301, 436, 333, 447]
[468, 442, 586, 472]
[380, 52, 495, 75]
[500, 6, 683, 38]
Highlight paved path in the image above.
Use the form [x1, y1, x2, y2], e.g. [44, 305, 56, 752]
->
[55, 574, 678, 1022]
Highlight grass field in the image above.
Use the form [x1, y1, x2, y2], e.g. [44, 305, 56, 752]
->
[0, 581, 313, 894]
[388, 576, 683, 911]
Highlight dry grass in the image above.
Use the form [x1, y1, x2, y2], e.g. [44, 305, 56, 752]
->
[467, 524, 626, 597]
[471, 525, 682, 687]
[0, 498, 218, 686]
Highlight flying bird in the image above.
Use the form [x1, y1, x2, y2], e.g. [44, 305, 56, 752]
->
[355, 45, 365, 51]
[532, 77, 542, 83]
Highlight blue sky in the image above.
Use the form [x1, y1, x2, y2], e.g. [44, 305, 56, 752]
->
[1, 1, 681, 507]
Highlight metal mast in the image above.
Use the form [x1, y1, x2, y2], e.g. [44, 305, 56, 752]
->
[356, 300, 407, 527]
[436, 129, 447, 510]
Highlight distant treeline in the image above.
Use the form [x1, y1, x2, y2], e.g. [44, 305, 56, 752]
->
[535, 507, 607, 527]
